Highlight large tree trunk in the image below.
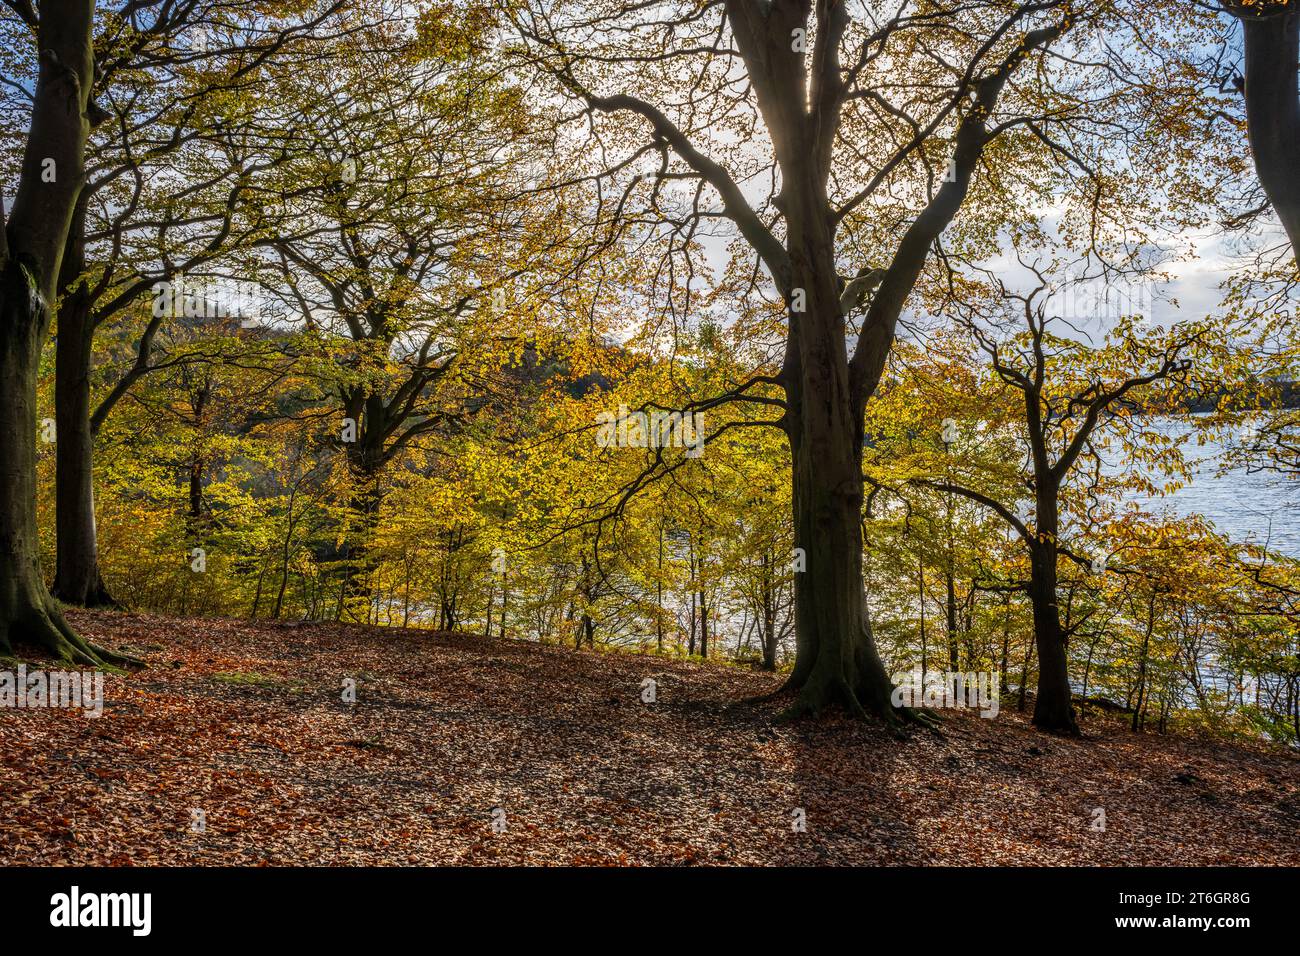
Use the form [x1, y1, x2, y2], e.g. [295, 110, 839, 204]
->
[0, 0, 130, 664]
[778, 236, 900, 723]
[783, 411, 898, 722]
[1027, 491, 1079, 734]
[51, 201, 114, 608]
[0, 265, 119, 663]
[1238, 1, 1300, 266]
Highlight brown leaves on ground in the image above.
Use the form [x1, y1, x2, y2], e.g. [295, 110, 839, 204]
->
[1, 610, 1297, 865]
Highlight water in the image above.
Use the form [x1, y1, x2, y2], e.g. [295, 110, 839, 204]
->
[1121, 417, 1299, 557]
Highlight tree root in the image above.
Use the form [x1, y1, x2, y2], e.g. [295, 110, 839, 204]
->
[899, 705, 945, 735]
[0, 600, 143, 671]
[775, 678, 920, 739]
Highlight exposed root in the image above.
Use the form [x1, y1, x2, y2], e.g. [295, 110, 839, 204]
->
[774, 677, 913, 739]
[900, 705, 945, 736]
[774, 696, 815, 724]
[1, 601, 144, 671]
[747, 683, 795, 706]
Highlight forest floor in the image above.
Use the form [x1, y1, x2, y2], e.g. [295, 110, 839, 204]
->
[1, 609, 1297, 866]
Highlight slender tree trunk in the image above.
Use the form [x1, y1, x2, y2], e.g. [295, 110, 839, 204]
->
[498, 569, 508, 640]
[250, 559, 267, 618]
[656, 524, 665, 654]
[1028, 542, 1078, 734]
[946, 489, 959, 673]
[761, 552, 776, 671]
[687, 550, 697, 656]
[1132, 593, 1157, 733]
[1291, 671, 1298, 740]
[698, 585, 708, 659]
[51, 198, 114, 607]
[919, 552, 928, 685]
[272, 519, 296, 618]
[1082, 632, 1099, 701]
[1017, 637, 1034, 713]
[998, 592, 1012, 695]
[402, 554, 412, 628]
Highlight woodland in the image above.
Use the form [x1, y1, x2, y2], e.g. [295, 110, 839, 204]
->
[1, 0, 1299, 866]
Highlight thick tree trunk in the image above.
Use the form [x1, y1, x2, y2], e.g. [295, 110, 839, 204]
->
[0, 1, 130, 660]
[775, 184, 906, 723]
[780, 286, 900, 721]
[1238, 2, 1300, 266]
[783, 416, 898, 721]
[51, 210, 114, 608]
[1027, 492, 1079, 734]
[0, 265, 122, 663]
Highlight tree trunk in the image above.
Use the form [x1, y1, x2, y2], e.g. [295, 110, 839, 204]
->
[0, 0, 130, 664]
[340, 477, 382, 620]
[0, 265, 120, 663]
[698, 585, 708, 658]
[1027, 489, 1079, 734]
[760, 551, 776, 671]
[498, 569, 508, 640]
[946, 490, 959, 673]
[51, 202, 114, 608]
[998, 592, 1012, 694]
[779, 250, 900, 722]
[1017, 637, 1034, 713]
[918, 552, 928, 684]
[655, 524, 665, 654]
[1131, 593, 1157, 733]
[687, 554, 697, 656]
[1239, 2, 1300, 266]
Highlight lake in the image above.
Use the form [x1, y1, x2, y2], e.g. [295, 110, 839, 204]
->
[1120, 417, 1299, 557]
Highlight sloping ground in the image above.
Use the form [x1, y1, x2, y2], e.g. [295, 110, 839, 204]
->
[1, 610, 1296, 866]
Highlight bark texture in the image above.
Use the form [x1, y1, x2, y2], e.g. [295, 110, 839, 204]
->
[0, 1, 127, 663]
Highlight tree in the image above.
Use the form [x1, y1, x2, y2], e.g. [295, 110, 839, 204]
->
[902, 266, 1200, 732]
[509, 0, 1100, 721]
[43, 1, 344, 607]
[1224, 0, 1300, 266]
[0, 0, 127, 662]
[233, 8, 541, 616]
